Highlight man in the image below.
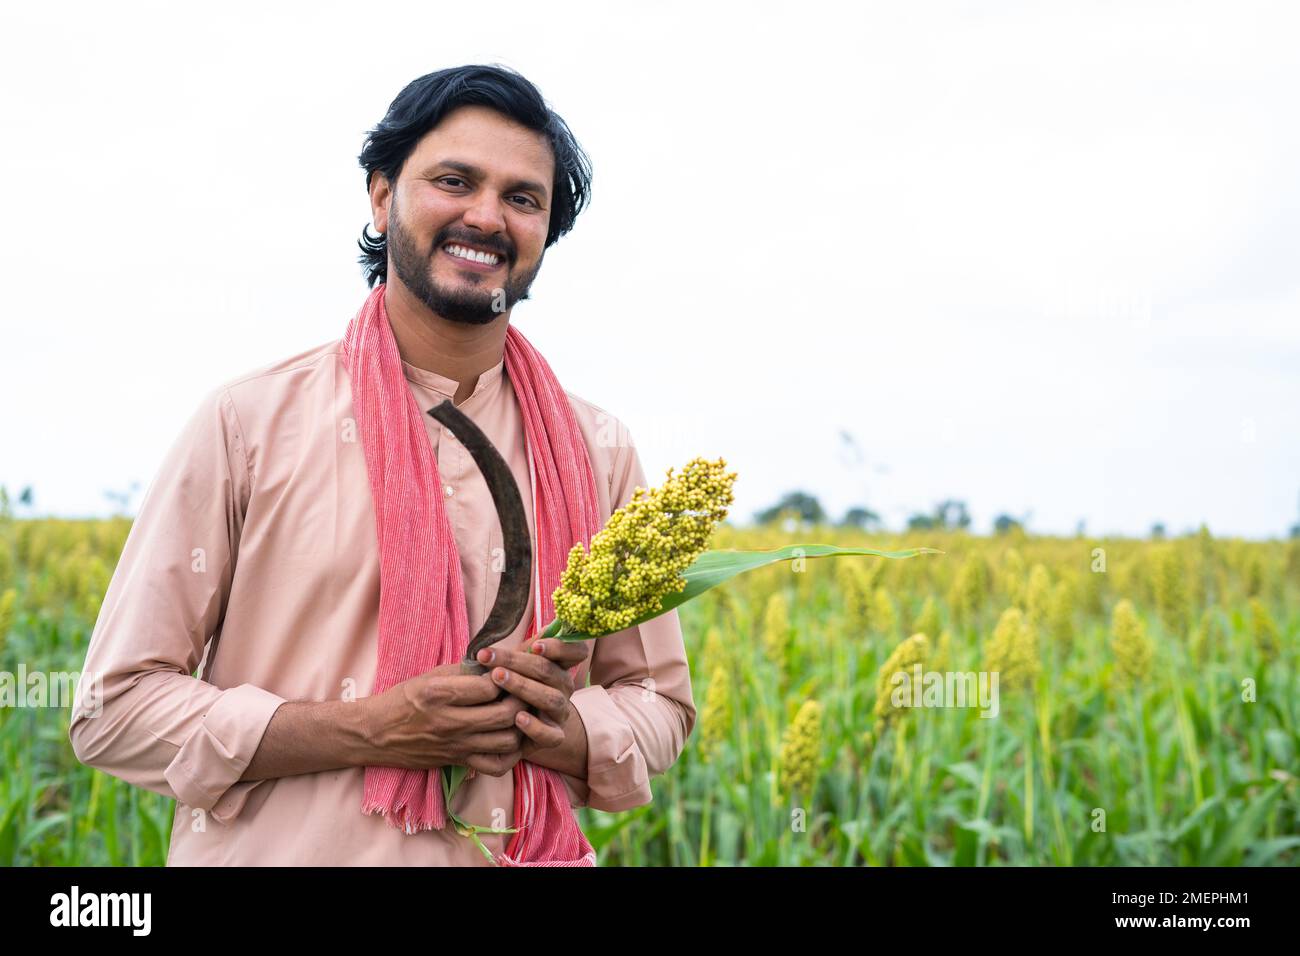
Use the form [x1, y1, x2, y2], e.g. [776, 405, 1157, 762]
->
[69, 64, 696, 866]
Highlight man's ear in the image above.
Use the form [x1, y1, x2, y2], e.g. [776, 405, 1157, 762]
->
[369, 173, 392, 234]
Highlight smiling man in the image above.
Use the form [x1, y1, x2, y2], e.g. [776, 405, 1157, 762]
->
[378, 104, 553, 370]
[69, 65, 696, 866]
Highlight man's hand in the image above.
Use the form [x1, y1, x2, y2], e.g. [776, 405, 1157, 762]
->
[363, 661, 530, 777]
[473, 637, 591, 779]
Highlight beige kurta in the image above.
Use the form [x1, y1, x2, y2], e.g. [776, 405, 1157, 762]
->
[68, 334, 696, 865]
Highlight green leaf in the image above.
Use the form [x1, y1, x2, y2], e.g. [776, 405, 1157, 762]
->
[18, 812, 68, 854]
[444, 764, 469, 803]
[1168, 795, 1224, 843]
[943, 761, 984, 791]
[440, 765, 517, 865]
[133, 803, 165, 866]
[580, 805, 651, 846]
[0, 798, 24, 865]
[1243, 836, 1300, 866]
[1206, 782, 1285, 866]
[544, 544, 944, 641]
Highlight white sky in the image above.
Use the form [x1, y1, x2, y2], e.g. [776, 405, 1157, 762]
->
[2, 0, 1297, 538]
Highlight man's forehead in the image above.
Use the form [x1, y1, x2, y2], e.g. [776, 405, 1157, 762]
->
[410, 108, 553, 178]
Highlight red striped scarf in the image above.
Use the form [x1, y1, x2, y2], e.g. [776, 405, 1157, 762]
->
[341, 282, 598, 866]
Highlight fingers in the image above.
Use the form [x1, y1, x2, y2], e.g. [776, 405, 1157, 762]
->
[475, 641, 587, 692]
[513, 710, 566, 749]
[526, 637, 591, 668]
[474, 647, 556, 685]
[487, 666, 570, 725]
[464, 729, 524, 754]
[465, 750, 523, 777]
[422, 673, 500, 706]
[425, 662, 468, 678]
[458, 696, 528, 732]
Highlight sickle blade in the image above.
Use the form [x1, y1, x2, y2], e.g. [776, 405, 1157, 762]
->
[426, 399, 532, 674]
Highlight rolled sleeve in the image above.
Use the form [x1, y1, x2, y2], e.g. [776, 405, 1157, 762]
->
[568, 683, 651, 811]
[163, 683, 286, 814]
[69, 385, 285, 824]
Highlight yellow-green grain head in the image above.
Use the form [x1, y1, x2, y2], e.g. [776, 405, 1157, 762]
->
[1152, 544, 1189, 637]
[1000, 547, 1026, 605]
[1286, 538, 1300, 590]
[0, 534, 13, 591]
[762, 591, 792, 668]
[1109, 598, 1155, 688]
[698, 665, 734, 763]
[1243, 552, 1265, 599]
[1248, 597, 1281, 663]
[872, 586, 899, 640]
[1046, 577, 1076, 649]
[1024, 563, 1052, 630]
[948, 552, 991, 628]
[872, 632, 930, 736]
[0, 587, 16, 661]
[931, 628, 953, 672]
[912, 595, 941, 645]
[982, 606, 1040, 693]
[699, 624, 727, 678]
[835, 559, 872, 636]
[778, 699, 824, 800]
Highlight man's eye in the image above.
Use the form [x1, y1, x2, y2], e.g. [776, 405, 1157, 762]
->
[438, 178, 535, 208]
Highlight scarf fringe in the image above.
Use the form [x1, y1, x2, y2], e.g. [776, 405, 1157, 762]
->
[360, 798, 446, 835]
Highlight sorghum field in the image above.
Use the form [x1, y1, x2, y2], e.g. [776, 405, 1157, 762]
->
[1, 503, 1297, 865]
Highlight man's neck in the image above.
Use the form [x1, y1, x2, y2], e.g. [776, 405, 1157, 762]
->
[383, 281, 509, 406]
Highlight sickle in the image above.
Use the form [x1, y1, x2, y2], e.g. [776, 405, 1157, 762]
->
[426, 399, 533, 677]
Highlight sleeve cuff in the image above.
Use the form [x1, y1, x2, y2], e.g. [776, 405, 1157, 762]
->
[163, 683, 286, 822]
[568, 683, 652, 812]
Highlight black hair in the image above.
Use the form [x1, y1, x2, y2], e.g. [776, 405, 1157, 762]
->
[356, 64, 593, 288]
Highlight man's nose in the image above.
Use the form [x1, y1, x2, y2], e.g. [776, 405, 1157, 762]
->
[460, 189, 509, 237]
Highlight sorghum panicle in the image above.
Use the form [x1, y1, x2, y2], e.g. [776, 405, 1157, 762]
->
[912, 595, 941, 643]
[1109, 598, 1155, 687]
[762, 591, 792, 666]
[698, 665, 733, 763]
[983, 606, 1040, 692]
[778, 699, 823, 799]
[551, 457, 737, 635]
[873, 632, 930, 735]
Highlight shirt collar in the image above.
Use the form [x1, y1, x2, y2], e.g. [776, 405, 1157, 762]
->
[401, 354, 506, 404]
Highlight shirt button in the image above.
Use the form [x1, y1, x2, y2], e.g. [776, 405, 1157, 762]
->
[444, 485, 454, 497]
[444, 430, 455, 442]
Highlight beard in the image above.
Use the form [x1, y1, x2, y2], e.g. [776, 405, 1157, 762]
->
[387, 197, 544, 326]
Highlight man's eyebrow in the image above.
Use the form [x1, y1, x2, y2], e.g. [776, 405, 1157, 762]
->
[427, 160, 549, 201]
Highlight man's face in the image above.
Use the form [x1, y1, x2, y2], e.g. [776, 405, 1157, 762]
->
[374, 105, 555, 325]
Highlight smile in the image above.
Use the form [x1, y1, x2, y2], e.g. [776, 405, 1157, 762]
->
[442, 242, 504, 270]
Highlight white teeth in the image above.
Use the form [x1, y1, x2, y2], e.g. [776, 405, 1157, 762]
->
[446, 244, 499, 265]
